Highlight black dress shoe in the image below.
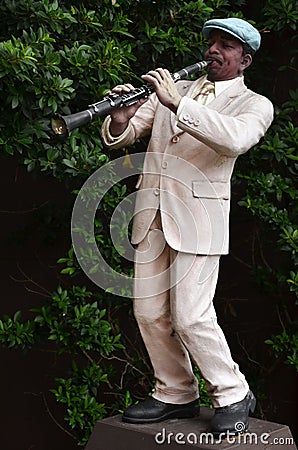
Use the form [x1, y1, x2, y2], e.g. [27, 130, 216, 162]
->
[211, 390, 256, 437]
[122, 397, 200, 424]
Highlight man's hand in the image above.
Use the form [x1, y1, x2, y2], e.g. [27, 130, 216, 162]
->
[108, 83, 148, 137]
[141, 68, 182, 113]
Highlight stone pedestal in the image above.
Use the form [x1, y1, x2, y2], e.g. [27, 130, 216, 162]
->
[85, 407, 297, 449]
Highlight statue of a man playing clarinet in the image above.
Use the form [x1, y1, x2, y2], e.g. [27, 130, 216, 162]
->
[101, 17, 273, 436]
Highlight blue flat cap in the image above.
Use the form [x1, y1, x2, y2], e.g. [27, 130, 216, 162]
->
[202, 18, 261, 52]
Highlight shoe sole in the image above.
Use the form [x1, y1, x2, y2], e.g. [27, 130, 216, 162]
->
[122, 407, 200, 424]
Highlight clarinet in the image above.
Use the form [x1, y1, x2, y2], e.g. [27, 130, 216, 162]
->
[51, 60, 210, 138]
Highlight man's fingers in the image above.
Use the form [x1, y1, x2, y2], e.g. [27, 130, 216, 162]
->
[163, 68, 172, 78]
[142, 69, 164, 84]
[110, 83, 135, 94]
[141, 68, 174, 86]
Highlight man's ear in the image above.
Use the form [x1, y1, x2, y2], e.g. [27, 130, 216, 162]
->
[241, 54, 252, 70]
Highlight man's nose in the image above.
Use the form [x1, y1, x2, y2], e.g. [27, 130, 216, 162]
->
[208, 42, 220, 53]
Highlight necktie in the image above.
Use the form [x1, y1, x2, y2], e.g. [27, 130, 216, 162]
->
[195, 81, 215, 105]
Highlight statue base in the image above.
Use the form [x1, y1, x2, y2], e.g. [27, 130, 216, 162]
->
[85, 407, 297, 449]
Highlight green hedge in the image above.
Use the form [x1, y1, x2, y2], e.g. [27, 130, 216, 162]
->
[0, 0, 297, 445]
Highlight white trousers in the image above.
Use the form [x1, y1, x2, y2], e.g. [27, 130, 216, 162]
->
[133, 213, 249, 408]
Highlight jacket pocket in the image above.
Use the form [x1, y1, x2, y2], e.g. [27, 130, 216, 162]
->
[192, 180, 230, 200]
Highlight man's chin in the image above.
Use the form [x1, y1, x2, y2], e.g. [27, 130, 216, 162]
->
[206, 68, 220, 81]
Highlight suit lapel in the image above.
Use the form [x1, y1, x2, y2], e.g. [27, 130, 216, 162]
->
[206, 76, 247, 112]
[170, 76, 247, 133]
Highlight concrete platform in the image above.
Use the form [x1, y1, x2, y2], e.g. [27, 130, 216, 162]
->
[85, 407, 297, 449]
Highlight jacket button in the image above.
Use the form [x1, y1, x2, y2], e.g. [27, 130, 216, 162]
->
[162, 161, 168, 169]
[194, 120, 200, 126]
[154, 188, 160, 196]
[183, 114, 190, 121]
[172, 135, 180, 143]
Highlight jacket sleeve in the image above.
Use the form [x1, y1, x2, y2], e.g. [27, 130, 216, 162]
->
[101, 93, 159, 149]
[176, 94, 274, 157]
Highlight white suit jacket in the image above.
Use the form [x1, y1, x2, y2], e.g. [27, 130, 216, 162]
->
[101, 75, 274, 255]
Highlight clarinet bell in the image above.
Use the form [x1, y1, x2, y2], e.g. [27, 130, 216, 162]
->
[51, 114, 69, 138]
[51, 109, 93, 138]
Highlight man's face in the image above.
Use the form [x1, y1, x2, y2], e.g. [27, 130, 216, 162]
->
[204, 30, 249, 81]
